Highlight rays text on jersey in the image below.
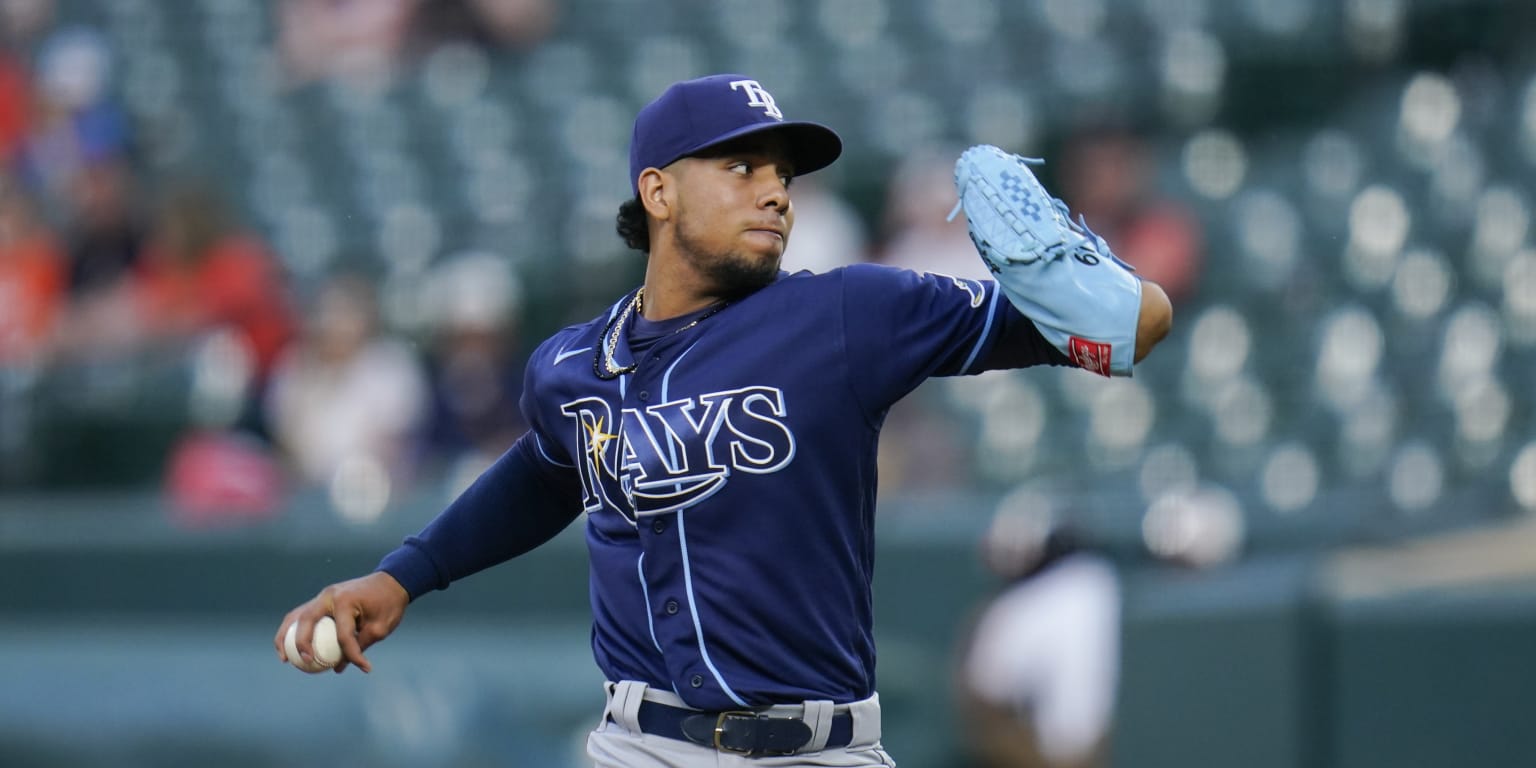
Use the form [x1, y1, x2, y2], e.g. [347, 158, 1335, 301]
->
[559, 386, 797, 522]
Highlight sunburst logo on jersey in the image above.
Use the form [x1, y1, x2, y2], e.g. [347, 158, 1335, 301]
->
[584, 416, 618, 466]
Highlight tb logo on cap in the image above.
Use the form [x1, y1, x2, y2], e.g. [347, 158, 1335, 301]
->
[729, 79, 783, 120]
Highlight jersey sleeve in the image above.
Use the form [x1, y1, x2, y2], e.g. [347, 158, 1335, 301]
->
[841, 264, 1069, 412]
[517, 335, 579, 469]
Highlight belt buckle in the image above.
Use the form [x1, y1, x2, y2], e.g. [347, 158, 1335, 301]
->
[713, 711, 761, 755]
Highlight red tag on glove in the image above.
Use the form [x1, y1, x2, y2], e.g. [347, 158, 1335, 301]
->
[1069, 337, 1113, 377]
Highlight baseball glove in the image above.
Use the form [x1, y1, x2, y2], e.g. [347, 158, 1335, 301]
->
[948, 144, 1143, 377]
[947, 144, 1123, 269]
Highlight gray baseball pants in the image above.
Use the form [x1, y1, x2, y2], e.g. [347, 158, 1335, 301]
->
[587, 680, 897, 767]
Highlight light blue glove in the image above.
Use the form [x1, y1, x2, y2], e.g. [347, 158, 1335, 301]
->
[949, 145, 1143, 377]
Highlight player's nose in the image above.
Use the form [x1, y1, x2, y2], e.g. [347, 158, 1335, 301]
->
[757, 177, 789, 212]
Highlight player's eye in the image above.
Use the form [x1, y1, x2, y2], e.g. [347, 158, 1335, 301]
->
[728, 161, 751, 174]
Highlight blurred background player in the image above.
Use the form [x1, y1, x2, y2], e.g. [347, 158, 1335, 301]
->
[955, 491, 1121, 768]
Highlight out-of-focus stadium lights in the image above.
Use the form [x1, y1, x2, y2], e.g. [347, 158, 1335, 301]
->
[1138, 442, 1200, 504]
[1388, 440, 1444, 514]
[379, 202, 441, 274]
[1139, 0, 1210, 30]
[1340, 386, 1397, 480]
[1519, 75, 1536, 164]
[1142, 485, 1244, 567]
[275, 203, 338, 277]
[1436, 303, 1502, 403]
[1261, 441, 1320, 515]
[1428, 134, 1484, 209]
[1470, 186, 1530, 288]
[1315, 304, 1384, 412]
[449, 101, 516, 161]
[1345, 184, 1410, 291]
[422, 43, 491, 108]
[1504, 250, 1536, 346]
[329, 455, 392, 525]
[1211, 375, 1272, 448]
[1398, 71, 1461, 162]
[1303, 129, 1365, 201]
[965, 85, 1036, 155]
[1187, 305, 1251, 383]
[716, 0, 794, 49]
[1345, 0, 1406, 63]
[983, 487, 1057, 577]
[1234, 188, 1302, 293]
[926, 0, 999, 44]
[817, 0, 889, 46]
[1511, 443, 1536, 513]
[1087, 379, 1154, 469]
[1181, 129, 1246, 200]
[1453, 376, 1509, 471]
[1391, 247, 1453, 321]
[977, 376, 1047, 483]
[1160, 26, 1225, 125]
[1041, 0, 1106, 40]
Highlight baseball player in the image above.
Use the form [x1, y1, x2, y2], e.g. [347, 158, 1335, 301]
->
[275, 73, 1173, 766]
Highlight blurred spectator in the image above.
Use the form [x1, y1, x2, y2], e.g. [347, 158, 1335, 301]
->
[1058, 126, 1203, 304]
[130, 182, 294, 385]
[0, 41, 29, 164]
[0, 0, 54, 49]
[266, 271, 428, 488]
[875, 148, 992, 281]
[779, 176, 869, 274]
[0, 180, 65, 365]
[408, 0, 557, 55]
[64, 157, 142, 297]
[278, 0, 418, 88]
[13, 26, 129, 219]
[419, 251, 528, 492]
[955, 495, 1121, 768]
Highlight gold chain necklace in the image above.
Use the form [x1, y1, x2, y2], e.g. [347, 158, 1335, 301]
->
[593, 288, 730, 380]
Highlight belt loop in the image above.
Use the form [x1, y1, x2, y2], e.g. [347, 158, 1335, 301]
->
[848, 693, 883, 748]
[800, 700, 834, 752]
[606, 680, 649, 733]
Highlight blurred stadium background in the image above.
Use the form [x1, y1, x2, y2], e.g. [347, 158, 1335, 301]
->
[2, 0, 1535, 766]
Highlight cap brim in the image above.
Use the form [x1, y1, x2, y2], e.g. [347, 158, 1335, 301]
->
[683, 120, 843, 178]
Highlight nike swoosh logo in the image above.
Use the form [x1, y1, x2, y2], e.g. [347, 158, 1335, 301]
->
[553, 346, 592, 366]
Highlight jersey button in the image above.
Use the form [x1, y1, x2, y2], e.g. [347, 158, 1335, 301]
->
[664, 599, 679, 615]
[690, 674, 704, 688]
[638, 391, 649, 402]
[652, 518, 666, 534]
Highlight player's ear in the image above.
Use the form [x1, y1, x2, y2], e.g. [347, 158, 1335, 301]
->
[637, 168, 672, 222]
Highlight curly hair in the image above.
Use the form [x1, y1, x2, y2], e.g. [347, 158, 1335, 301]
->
[615, 197, 649, 252]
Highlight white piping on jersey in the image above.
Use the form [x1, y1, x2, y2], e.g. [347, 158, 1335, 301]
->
[677, 509, 749, 707]
[533, 432, 574, 468]
[662, 340, 747, 706]
[637, 553, 663, 653]
[961, 284, 1002, 375]
[661, 341, 701, 494]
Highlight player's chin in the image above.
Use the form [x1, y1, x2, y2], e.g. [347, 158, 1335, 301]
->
[709, 253, 781, 296]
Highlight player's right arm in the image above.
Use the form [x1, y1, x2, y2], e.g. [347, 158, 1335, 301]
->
[273, 432, 583, 673]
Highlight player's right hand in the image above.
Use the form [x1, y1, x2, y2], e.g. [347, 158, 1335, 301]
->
[274, 571, 410, 674]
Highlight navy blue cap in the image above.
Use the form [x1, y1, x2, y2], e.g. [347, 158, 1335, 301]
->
[629, 74, 843, 195]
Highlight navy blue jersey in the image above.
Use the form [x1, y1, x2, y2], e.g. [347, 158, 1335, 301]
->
[508, 264, 1065, 709]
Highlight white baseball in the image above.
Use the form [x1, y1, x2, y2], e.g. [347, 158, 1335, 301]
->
[284, 616, 343, 673]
